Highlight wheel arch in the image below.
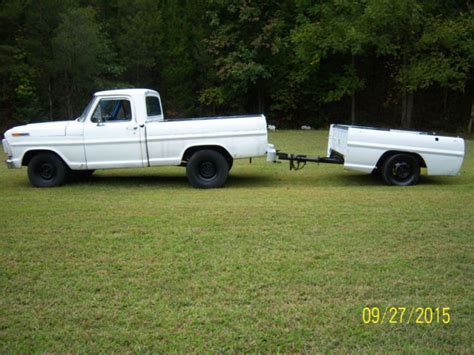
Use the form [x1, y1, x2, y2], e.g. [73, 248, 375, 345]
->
[375, 150, 426, 171]
[22, 149, 71, 168]
[181, 145, 233, 163]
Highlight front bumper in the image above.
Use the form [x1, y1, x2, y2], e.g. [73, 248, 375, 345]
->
[2, 139, 17, 169]
[5, 159, 15, 169]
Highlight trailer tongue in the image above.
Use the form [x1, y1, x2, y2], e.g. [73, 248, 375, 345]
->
[275, 152, 343, 171]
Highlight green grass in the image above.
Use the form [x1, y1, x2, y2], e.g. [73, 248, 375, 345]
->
[1, 130, 473, 352]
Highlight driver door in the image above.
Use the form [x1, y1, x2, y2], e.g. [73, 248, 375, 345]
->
[84, 97, 145, 169]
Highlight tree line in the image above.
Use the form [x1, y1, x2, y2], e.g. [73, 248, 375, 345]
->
[1, 0, 473, 132]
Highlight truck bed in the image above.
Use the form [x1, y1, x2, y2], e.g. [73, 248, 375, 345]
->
[327, 124, 465, 176]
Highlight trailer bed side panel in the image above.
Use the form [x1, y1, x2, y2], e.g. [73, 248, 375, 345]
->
[327, 124, 348, 157]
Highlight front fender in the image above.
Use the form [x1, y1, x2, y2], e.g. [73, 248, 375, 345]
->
[21, 147, 73, 169]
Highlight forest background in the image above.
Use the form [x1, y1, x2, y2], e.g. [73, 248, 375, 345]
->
[1, 0, 473, 132]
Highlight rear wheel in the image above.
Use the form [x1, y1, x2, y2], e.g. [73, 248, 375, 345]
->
[27, 153, 68, 187]
[186, 150, 229, 188]
[382, 154, 420, 186]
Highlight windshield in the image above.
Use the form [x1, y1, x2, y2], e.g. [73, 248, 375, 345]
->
[76, 98, 94, 122]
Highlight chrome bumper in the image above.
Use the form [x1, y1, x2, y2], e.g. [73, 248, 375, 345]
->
[5, 159, 15, 169]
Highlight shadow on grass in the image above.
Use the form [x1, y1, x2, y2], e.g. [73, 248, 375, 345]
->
[330, 173, 463, 187]
[418, 176, 465, 186]
[274, 172, 463, 187]
[69, 174, 190, 187]
[66, 173, 274, 188]
[65, 172, 383, 188]
[48, 171, 463, 189]
[315, 173, 382, 187]
[230, 172, 384, 187]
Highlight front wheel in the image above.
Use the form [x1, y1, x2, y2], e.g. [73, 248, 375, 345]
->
[382, 154, 420, 186]
[227, 158, 233, 172]
[28, 153, 68, 187]
[186, 150, 229, 188]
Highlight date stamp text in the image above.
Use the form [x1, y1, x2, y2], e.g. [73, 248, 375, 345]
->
[362, 306, 451, 325]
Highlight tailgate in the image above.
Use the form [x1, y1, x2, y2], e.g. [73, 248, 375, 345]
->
[327, 124, 348, 156]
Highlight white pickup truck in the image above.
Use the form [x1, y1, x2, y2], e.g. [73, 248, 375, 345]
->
[274, 124, 465, 186]
[2, 88, 270, 188]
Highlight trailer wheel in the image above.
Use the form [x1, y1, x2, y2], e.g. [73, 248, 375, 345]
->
[28, 152, 68, 187]
[382, 153, 420, 186]
[186, 149, 229, 188]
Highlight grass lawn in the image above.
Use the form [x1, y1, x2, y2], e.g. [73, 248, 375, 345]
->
[1, 130, 473, 352]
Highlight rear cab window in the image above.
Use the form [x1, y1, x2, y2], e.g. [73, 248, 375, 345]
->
[146, 96, 162, 119]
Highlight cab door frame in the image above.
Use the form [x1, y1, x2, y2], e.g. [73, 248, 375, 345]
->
[83, 95, 146, 169]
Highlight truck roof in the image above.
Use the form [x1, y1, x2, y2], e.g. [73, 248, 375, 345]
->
[94, 88, 159, 97]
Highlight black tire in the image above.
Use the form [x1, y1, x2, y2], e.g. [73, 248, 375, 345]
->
[69, 169, 95, 181]
[27, 153, 68, 187]
[227, 158, 234, 172]
[186, 150, 229, 188]
[382, 153, 420, 186]
[370, 168, 381, 176]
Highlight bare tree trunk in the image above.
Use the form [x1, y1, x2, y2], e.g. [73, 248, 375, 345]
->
[406, 92, 414, 128]
[442, 88, 448, 120]
[257, 80, 265, 113]
[351, 93, 355, 125]
[48, 76, 53, 121]
[468, 99, 474, 133]
[401, 91, 407, 127]
[351, 54, 356, 125]
[400, 49, 414, 128]
[64, 72, 72, 119]
[401, 91, 414, 128]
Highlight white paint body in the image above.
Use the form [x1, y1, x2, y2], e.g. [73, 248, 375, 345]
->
[2, 89, 269, 171]
[327, 124, 465, 175]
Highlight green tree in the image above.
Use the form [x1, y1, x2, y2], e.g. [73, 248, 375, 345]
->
[160, 0, 211, 116]
[205, 0, 293, 114]
[22, 0, 74, 120]
[362, 0, 474, 127]
[0, 0, 46, 123]
[110, 0, 163, 86]
[292, 0, 369, 124]
[1, 0, 472, 131]
[52, 6, 120, 118]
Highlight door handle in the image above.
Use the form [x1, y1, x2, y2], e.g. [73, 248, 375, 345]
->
[126, 126, 138, 130]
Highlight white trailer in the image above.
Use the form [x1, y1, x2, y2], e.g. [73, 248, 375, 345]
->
[271, 124, 465, 186]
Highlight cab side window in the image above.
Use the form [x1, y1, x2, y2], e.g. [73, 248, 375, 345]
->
[91, 99, 132, 123]
[146, 96, 162, 117]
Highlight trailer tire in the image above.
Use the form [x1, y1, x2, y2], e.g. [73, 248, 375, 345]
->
[186, 149, 229, 188]
[382, 153, 420, 186]
[28, 152, 68, 187]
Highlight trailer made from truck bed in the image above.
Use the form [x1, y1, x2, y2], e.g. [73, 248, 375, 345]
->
[268, 124, 465, 186]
